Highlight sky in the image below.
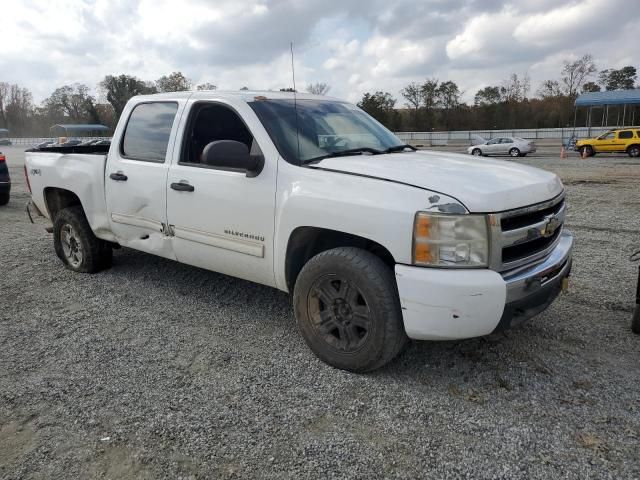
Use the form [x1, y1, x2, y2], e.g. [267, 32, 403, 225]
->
[1, 0, 638, 105]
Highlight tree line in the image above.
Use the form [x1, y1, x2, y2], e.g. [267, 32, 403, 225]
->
[0, 55, 637, 137]
[357, 55, 639, 132]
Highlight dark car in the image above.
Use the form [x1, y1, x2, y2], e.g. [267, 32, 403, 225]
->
[0, 139, 11, 146]
[0, 151, 10, 205]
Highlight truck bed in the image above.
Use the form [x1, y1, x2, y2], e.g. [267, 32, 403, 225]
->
[25, 149, 114, 240]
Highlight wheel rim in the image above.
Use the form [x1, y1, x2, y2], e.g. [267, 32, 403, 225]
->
[630, 147, 640, 157]
[307, 275, 371, 353]
[60, 224, 83, 268]
[473, 149, 481, 156]
[510, 149, 519, 157]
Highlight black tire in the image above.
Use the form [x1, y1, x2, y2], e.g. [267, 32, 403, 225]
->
[53, 206, 112, 273]
[632, 306, 640, 334]
[520, 153, 528, 157]
[509, 148, 520, 158]
[293, 247, 408, 372]
[580, 145, 594, 157]
[628, 145, 640, 158]
[0, 191, 8, 206]
[471, 148, 482, 156]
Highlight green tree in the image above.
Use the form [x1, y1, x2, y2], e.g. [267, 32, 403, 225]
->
[599, 66, 637, 90]
[196, 83, 217, 91]
[581, 81, 601, 93]
[357, 91, 398, 129]
[156, 71, 192, 92]
[474, 86, 502, 106]
[99, 74, 157, 120]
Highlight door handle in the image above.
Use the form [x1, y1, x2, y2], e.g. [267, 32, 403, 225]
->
[109, 172, 128, 182]
[170, 181, 195, 192]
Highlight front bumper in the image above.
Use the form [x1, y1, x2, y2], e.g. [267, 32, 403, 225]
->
[395, 231, 574, 340]
[0, 181, 10, 194]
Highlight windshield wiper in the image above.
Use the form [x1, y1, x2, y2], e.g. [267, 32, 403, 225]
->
[303, 147, 383, 165]
[384, 144, 417, 153]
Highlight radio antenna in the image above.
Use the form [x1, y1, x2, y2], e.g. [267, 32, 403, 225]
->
[290, 42, 301, 160]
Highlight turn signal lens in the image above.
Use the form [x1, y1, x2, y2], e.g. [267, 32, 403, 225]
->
[414, 242, 433, 264]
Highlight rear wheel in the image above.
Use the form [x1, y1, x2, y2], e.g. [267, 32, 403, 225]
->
[628, 145, 640, 158]
[509, 148, 520, 157]
[293, 247, 407, 372]
[53, 206, 112, 273]
[471, 148, 482, 156]
[632, 306, 640, 334]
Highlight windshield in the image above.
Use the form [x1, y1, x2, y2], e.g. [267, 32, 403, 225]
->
[249, 99, 405, 165]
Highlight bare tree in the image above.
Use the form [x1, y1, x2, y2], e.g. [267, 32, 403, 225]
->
[501, 73, 530, 102]
[561, 54, 597, 96]
[306, 82, 331, 95]
[400, 82, 423, 129]
[537, 80, 563, 98]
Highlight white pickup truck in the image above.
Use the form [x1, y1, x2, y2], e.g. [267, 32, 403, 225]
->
[24, 91, 573, 372]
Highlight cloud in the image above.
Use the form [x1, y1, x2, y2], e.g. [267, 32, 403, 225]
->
[0, 0, 637, 106]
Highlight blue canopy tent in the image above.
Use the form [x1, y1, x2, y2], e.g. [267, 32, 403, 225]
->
[49, 124, 110, 137]
[573, 90, 640, 128]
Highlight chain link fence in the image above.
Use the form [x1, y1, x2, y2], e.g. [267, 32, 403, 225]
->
[395, 126, 639, 145]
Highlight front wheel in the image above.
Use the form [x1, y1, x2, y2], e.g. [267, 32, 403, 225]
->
[471, 148, 482, 156]
[53, 206, 112, 273]
[628, 145, 640, 158]
[580, 146, 594, 157]
[509, 148, 520, 157]
[293, 247, 408, 372]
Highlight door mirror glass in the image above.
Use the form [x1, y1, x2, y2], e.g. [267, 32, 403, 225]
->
[202, 140, 264, 177]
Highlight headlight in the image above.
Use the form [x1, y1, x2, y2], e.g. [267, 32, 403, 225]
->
[413, 212, 489, 267]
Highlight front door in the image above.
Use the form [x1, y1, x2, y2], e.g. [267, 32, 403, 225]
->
[594, 131, 617, 152]
[105, 100, 185, 258]
[166, 99, 278, 287]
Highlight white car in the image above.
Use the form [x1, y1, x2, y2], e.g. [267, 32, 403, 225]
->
[468, 137, 536, 157]
[24, 91, 571, 372]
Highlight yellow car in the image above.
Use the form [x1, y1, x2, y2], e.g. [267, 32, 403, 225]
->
[575, 128, 640, 158]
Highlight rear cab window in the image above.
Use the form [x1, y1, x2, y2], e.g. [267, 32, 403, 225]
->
[121, 102, 179, 162]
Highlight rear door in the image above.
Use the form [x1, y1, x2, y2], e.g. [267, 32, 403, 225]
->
[165, 99, 278, 287]
[499, 137, 514, 154]
[105, 99, 187, 258]
[616, 130, 634, 151]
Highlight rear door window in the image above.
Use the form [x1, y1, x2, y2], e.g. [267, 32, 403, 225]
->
[618, 130, 633, 139]
[121, 102, 179, 162]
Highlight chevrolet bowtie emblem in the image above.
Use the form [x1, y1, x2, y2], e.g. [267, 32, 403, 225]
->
[540, 214, 561, 238]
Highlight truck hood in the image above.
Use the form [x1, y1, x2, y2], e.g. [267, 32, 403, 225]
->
[311, 150, 563, 212]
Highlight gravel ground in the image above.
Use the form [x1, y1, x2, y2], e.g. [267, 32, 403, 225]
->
[1, 145, 639, 479]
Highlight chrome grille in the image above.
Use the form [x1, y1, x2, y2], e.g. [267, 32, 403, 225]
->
[489, 194, 566, 273]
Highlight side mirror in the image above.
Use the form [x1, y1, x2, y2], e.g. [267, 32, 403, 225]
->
[202, 140, 264, 177]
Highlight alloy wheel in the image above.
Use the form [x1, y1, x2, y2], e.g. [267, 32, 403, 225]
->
[60, 224, 83, 268]
[307, 275, 371, 353]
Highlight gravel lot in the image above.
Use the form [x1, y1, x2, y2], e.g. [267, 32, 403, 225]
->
[1, 145, 639, 479]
